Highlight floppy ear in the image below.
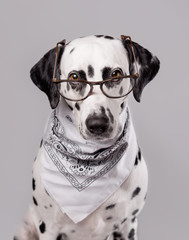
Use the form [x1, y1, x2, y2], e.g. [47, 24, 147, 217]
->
[30, 41, 65, 109]
[122, 38, 160, 102]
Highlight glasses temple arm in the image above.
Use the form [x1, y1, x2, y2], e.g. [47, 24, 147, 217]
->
[52, 39, 66, 82]
[121, 35, 139, 77]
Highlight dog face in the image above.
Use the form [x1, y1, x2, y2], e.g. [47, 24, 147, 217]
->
[59, 36, 130, 140]
[30, 35, 160, 141]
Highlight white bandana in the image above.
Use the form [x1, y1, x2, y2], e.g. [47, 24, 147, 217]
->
[40, 99, 138, 223]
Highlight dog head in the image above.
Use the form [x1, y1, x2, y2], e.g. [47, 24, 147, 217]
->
[30, 35, 160, 141]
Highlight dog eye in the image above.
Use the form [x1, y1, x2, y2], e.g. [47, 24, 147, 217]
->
[111, 69, 123, 83]
[112, 69, 122, 79]
[69, 73, 79, 81]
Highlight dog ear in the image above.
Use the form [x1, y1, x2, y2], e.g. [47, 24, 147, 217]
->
[122, 38, 160, 102]
[30, 42, 65, 109]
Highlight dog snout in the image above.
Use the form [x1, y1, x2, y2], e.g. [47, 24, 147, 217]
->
[86, 115, 109, 135]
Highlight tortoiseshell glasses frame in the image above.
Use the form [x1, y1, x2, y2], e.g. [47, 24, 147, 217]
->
[52, 35, 139, 101]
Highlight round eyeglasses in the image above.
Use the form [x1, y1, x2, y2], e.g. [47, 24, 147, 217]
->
[53, 75, 138, 101]
[52, 35, 139, 101]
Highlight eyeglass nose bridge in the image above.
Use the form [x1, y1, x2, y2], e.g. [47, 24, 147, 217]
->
[87, 82, 103, 97]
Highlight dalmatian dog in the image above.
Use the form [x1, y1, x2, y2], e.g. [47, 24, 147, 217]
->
[14, 35, 160, 240]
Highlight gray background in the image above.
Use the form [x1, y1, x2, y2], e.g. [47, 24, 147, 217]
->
[0, 0, 188, 239]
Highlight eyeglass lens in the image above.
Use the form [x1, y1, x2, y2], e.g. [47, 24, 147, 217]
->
[60, 77, 132, 101]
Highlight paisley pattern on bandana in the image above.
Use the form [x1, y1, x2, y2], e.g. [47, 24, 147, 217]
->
[43, 110, 129, 191]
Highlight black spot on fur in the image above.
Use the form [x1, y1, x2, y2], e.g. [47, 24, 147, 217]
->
[138, 148, 141, 160]
[104, 35, 114, 40]
[78, 70, 87, 80]
[102, 67, 111, 80]
[50, 204, 53, 207]
[100, 106, 106, 115]
[106, 216, 113, 220]
[57, 234, 62, 240]
[68, 104, 73, 111]
[107, 108, 114, 124]
[33, 196, 38, 206]
[88, 65, 94, 78]
[70, 48, 75, 54]
[113, 232, 122, 238]
[134, 149, 142, 166]
[75, 102, 80, 111]
[95, 35, 104, 38]
[135, 156, 139, 166]
[71, 230, 76, 233]
[105, 204, 116, 210]
[119, 86, 123, 95]
[132, 209, 139, 216]
[120, 102, 125, 110]
[13, 237, 19, 240]
[131, 187, 141, 199]
[113, 231, 125, 240]
[32, 178, 36, 191]
[66, 115, 73, 123]
[39, 221, 46, 234]
[121, 217, 127, 224]
[56, 233, 68, 240]
[128, 228, 135, 239]
[113, 224, 119, 230]
[131, 217, 136, 223]
[44, 206, 48, 209]
[40, 139, 43, 147]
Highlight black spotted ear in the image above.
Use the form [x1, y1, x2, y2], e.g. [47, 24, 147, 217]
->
[122, 37, 160, 102]
[30, 41, 65, 109]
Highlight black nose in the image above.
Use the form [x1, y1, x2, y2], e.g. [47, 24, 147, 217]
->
[86, 116, 109, 134]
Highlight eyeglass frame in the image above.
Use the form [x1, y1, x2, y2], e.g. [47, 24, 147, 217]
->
[52, 35, 139, 102]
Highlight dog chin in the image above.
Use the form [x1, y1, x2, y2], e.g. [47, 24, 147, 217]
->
[82, 134, 112, 142]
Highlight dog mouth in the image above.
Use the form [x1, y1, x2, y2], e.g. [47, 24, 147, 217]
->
[83, 130, 113, 141]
